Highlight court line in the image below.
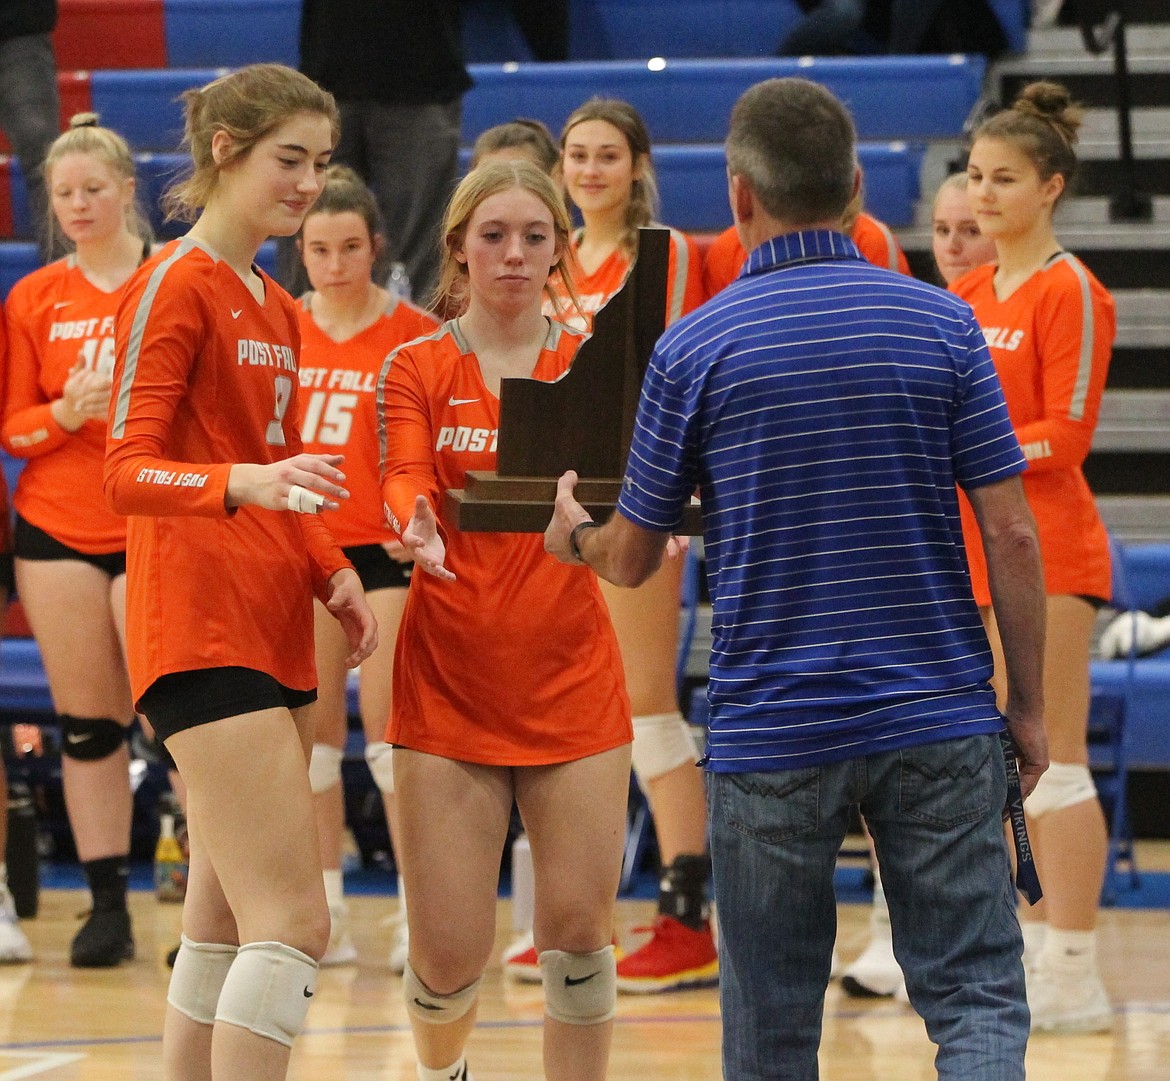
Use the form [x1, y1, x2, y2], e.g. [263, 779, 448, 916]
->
[0, 1052, 86, 1080]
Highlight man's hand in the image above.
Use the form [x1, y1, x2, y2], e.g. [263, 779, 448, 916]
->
[544, 470, 592, 564]
[402, 495, 456, 581]
[1003, 700, 1048, 800]
[326, 567, 378, 667]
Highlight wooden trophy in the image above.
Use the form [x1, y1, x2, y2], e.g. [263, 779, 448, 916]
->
[443, 226, 702, 534]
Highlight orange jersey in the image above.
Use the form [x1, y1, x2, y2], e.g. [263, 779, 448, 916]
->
[952, 254, 1115, 605]
[1, 255, 129, 552]
[0, 307, 12, 556]
[701, 213, 910, 298]
[546, 226, 705, 331]
[295, 294, 440, 548]
[105, 237, 351, 704]
[379, 319, 632, 766]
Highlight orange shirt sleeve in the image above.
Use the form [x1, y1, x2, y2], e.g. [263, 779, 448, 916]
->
[379, 344, 441, 539]
[0, 287, 72, 460]
[104, 266, 234, 517]
[701, 226, 746, 300]
[851, 212, 911, 275]
[666, 229, 706, 323]
[1016, 266, 1114, 475]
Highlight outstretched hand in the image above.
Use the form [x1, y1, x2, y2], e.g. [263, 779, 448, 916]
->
[402, 495, 456, 581]
[326, 567, 379, 668]
[226, 454, 349, 512]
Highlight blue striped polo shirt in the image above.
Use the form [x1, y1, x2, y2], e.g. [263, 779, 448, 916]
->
[617, 230, 1026, 772]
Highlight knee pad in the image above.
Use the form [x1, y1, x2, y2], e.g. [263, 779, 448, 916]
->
[60, 715, 127, 762]
[308, 743, 344, 794]
[167, 935, 238, 1026]
[403, 959, 481, 1025]
[364, 740, 395, 794]
[214, 941, 318, 1048]
[539, 946, 617, 1026]
[1024, 762, 1098, 819]
[631, 711, 699, 784]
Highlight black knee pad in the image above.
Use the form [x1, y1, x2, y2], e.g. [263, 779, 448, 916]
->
[60, 715, 127, 762]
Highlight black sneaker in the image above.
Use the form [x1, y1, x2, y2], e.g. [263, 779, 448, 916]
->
[71, 908, 135, 967]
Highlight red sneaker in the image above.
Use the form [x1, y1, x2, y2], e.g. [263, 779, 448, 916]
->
[501, 931, 542, 983]
[616, 915, 718, 993]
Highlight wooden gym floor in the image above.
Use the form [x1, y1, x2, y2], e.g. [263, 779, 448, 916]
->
[2, 846, 1169, 1080]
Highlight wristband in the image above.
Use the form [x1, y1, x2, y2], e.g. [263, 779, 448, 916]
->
[569, 520, 601, 563]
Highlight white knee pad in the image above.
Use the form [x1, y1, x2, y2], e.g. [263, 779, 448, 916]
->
[539, 946, 617, 1026]
[1024, 762, 1098, 819]
[403, 959, 481, 1025]
[308, 743, 344, 794]
[167, 936, 238, 1026]
[214, 941, 318, 1048]
[631, 711, 698, 784]
[364, 740, 395, 794]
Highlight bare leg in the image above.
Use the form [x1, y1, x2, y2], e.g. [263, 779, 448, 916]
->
[517, 744, 630, 1081]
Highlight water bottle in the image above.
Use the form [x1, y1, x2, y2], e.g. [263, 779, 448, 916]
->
[387, 260, 411, 302]
[154, 799, 187, 903]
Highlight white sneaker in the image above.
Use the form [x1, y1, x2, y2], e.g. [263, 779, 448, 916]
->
[1028, 962, 1113, 1033]
[840, 916, 905, 999]
[0, 887, 32, 964]
[388, 916, 408, 975]
[321, 901, 357, 967]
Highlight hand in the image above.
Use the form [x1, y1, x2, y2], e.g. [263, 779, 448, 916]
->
[1099, 610, 1170, 658]
[326, 567, 379, 667]
[226, 454, 349, 511]
[54, 359, 110, 430]
[544, 470, 592, 564]
[402, 495, 456, 581]
[666, 534, 690, 559]
[1003, 701, 1048, 801]
[382, 539, 412, 564]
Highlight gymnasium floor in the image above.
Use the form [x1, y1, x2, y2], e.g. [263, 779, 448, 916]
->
[2, 847, 1169, 1081]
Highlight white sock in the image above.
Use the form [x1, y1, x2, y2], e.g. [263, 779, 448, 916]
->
[398, 874, 408, 916]
[417, 1056, 467, 1081]
[323, 869, 345, 910]
[1021, 921, 1047, 967]
[1041, 928, 1097, 975]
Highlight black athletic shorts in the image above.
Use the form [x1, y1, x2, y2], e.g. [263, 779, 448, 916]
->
[14, 515, 127, 578]
[343, 543, 411, 591]
[138, 666, 317, 743]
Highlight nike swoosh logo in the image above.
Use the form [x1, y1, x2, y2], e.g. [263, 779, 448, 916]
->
[448, 396, 479, 406]
[565, 971, 600, 986]
[231, 308, 243, 319]
[66, 733, 93, 743]
[413, 998, 443, 1011]
[302, 986, 314, 998]
[53, 301, 71, 309]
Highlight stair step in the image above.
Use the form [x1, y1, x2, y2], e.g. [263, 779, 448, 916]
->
[1097, 497, 1170, 545]
[996, 61, 1170, 111]
[1026, 25, 1170, 57]
[1095, 392, 1170, 451]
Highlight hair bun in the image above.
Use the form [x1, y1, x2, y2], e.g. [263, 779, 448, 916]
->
[323, 163, 363, 186]
[68, 112, 102, 130]
[1013, 81, 1082, 145]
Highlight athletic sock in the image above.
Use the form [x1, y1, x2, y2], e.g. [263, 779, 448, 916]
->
[1021, 921, 1047, 968]
[83, 855, 129, 912]
[657, 854, 711, 931]
[1041, 928, 1098, 975]
[417, 1056, 468, 1081]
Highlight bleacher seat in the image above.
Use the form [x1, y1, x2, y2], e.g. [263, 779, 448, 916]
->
[461, 57, 985, 146]
[0, 244, 40, 297]
[163, 0, 299, 68]
[53, 0, 167, 70]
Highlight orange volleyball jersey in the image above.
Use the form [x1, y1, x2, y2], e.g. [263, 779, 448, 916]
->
[952, 254, 1115, 605]
[296, 294, 440, 548]
[701, 213, 910, 298]
[546, 226, 705, 331]
[379, 319, 631, 765]
[0, 307, 12, 556]
[106, 237, 351, 703]
[1, 256, 129, 552]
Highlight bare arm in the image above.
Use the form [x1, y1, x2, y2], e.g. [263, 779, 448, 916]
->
[965, 475, 1048, 797]
[544, 470, 670, 587]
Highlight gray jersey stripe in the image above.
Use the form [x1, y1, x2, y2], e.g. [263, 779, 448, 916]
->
[1054, 252, 1096, 421]
[110, 237, 200, 440]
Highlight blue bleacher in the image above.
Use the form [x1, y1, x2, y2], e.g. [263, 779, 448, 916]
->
[164, 0, 299, 68]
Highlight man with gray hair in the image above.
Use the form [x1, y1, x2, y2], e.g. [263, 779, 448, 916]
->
[546, 77, 1047, 1080]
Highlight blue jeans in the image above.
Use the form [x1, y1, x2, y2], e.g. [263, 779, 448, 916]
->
[708, 733, 1028, 1081]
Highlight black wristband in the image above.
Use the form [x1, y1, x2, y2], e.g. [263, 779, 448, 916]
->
[569, 520, 601, 563]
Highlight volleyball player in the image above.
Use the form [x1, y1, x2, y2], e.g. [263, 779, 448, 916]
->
[104, 64, 377, 1081]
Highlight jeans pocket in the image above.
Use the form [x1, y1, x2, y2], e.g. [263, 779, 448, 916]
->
[716, 768, 820, 844]
[898, 735, 997, 829]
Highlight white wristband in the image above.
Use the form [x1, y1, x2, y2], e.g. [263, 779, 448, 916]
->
[287, 484, 325, 514]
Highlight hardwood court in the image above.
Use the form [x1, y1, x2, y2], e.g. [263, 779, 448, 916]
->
[2, 854, 1169, 1081]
